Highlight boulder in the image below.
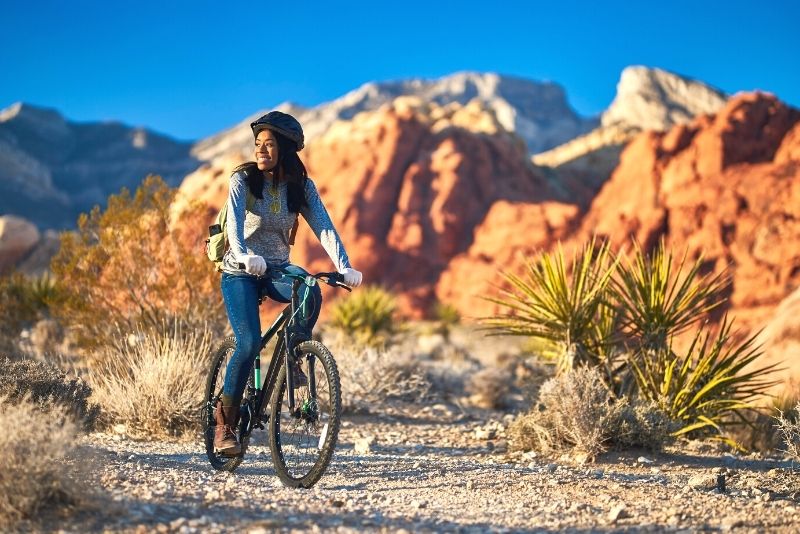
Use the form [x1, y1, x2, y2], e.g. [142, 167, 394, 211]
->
[0, 215, 40, 273]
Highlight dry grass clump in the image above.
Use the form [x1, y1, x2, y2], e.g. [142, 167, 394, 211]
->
[509, 366, 676, 459]
[509, 366, 619, 459]
[0, 397, 86, 527]
[0, 356, 99, 429]
[775, 401, 800, 461]
[88, 324, 212, 439]
[330, 341, 429, 412]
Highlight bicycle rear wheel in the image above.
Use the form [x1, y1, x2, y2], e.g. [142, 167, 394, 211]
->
[268, 340, 341, 488]
[203, 336, 255, 472]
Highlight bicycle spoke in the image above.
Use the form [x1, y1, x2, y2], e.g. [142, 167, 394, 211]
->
[272, 344, 339, 484]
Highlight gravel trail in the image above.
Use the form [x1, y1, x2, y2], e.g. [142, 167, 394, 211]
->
[44, 406, 800, 533]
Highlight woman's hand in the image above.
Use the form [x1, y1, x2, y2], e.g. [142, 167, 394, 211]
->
[242, 255, 267, 276]
[339, 267, 363, 287]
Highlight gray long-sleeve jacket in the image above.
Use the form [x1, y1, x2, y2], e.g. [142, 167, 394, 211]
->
[221, 171, 351, 274]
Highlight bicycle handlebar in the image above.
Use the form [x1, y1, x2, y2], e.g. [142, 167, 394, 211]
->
[234, 264, 352, 292]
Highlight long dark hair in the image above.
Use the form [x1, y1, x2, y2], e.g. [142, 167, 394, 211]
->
[233, 130, 308, 213]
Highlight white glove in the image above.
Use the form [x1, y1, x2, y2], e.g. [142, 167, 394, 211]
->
[339, 267, 363, 287]
[241, 255, 267, 276]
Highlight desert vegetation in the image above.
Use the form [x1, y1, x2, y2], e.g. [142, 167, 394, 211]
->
[327, 285, 399, 347]
[50, 175, 225, 351]
[485, 238, 781, 456]
[0, 397, 89, 528]
[0, 356, 98, 527]
[87, 323, 213, 439]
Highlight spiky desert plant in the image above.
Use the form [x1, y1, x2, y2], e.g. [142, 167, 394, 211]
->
[631, 316, 780, 444]
[431, 300, 461, 340]
[612, 239, 728, 353]
[482, 238, 619, 379]
[328, 285, 398, 346]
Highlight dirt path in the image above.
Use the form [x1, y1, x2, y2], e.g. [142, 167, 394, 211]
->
[48, 407, 800, 533]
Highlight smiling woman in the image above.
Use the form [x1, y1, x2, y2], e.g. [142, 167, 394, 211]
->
[212, 110, 363, 455]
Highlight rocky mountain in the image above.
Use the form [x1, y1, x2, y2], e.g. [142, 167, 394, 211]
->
[602, 66, 728, 131]
[181, 89, 800, 369]
[570, 92, 800, 329]
[532, 67, 728, 201]
[192, 71, 598, 165]
[0, 102, 199, 229]
[180, 96, 569, 313]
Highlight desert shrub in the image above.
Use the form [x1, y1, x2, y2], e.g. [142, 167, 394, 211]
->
[0, 272, 64, 355]
[508, 366, 622, 459]
[329, 340, 429, 412]
[328, 285, 398, 346]
[50, 175, 225, 350]
[430, 300, 461, 340]
[0, 397, 86, 527]
[775, 401, 800, 461]
[466, 367, 515, 410]
[88, 323, 212, 439]
[612, 240, 728, 353]
[615, 399, 679, 451]
[0, 356, 99, 429]
[483, 239, 619, 381]
[432, 301, 461, 325]
[509, 366, 677, 457]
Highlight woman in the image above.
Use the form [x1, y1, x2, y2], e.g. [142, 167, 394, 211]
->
[214, 111, 362, 455]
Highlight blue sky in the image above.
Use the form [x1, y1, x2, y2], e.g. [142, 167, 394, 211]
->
[1, 0, 797, 141]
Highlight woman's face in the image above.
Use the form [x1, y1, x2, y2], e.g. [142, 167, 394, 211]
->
[255, 129, 279, 172]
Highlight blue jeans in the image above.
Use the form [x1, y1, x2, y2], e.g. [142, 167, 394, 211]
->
[220, 262, 322, 404]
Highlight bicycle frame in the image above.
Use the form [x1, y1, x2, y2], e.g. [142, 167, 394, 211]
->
[240, 277, 314, 439]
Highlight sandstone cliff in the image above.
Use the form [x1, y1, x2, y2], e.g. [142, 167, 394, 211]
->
[573, 92, 800, 330]
[179, 97, 570, 315]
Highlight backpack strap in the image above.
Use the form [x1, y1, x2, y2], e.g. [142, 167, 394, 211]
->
[288, 215, 299, 245]
[244, 189, 256, 212]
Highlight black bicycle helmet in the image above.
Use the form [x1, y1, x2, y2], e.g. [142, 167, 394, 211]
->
[250, 111, 305, 151]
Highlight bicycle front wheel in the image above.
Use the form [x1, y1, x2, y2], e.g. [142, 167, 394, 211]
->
[268, 340, 342, 488]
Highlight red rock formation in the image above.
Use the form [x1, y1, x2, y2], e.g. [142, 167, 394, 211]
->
[297, 102, 564, 315]
[436, 200, 579, 318]
[573, 92, 800, 330]
[179, 99, 569, 317]
[178, 92, 800, 337]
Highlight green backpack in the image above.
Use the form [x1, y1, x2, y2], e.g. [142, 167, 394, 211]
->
[205, 190, 299, 271]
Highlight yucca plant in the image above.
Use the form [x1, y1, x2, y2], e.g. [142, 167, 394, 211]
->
[631, 316, 781, 445]
[328, 285, 398, 346]
[482, 239, 619, 380]
[431, 300, 461, 340]
[612, 239, 728, 353]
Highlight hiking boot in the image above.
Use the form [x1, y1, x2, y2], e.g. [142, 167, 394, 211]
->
[291, 358, 308, 389]
[213, 400, 241, 455]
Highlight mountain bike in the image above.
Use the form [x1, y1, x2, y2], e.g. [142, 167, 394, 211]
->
[202, 268, 350, 488]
